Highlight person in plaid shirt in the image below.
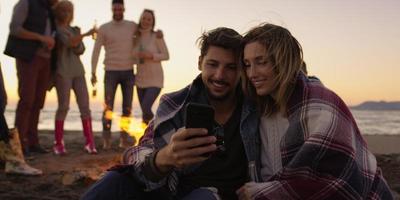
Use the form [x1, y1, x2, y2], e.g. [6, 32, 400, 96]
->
[82, 27, 261, 200]
[236, 23, 394, 200]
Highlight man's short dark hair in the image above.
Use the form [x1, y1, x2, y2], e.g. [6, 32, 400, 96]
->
[197, 27, 242, 58]
[112, 0, 124, 4]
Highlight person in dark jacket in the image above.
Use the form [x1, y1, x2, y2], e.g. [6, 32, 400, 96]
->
[0, 63, 42, 176]
[0, 64, 8, 142]
[3, 0, 58, 156]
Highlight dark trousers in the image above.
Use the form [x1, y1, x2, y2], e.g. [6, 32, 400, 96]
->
[0, 113, 9, 143]
[14, 56, 50, 149]
[81, 171, 170, 200]
[102, 70, 134, 132]
[137, 87, 161, 124]
[81, 171, 218, 200]
[0, 64, 7, 143]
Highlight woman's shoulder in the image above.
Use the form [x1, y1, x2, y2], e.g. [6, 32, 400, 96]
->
[57, 26, 80, 35]
[70, 25, 81, 31]
[148, 31, 159, 40]
[69, 26, 82, 35]
[288, 74, 347, 114]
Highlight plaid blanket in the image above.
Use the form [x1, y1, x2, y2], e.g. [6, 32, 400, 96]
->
[248, 73, 393, 200]
[123, 75, 260, 194]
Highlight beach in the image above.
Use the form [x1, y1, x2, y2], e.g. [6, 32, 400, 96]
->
[0, 131, 122, 200]
[0, 130, 399, 199]
[364, 134, 400, 154]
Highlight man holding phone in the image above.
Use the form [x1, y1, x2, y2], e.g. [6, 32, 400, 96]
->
[82, 27, 260, 200]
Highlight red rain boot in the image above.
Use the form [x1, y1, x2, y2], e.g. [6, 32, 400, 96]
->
[53, 120, 66, 155]
[82, 118, 97, 154]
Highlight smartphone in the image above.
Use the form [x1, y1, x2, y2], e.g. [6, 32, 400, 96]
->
[184, 103, 215, 136]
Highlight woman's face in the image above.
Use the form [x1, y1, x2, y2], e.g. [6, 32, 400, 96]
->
[57, 4, 73, 24]
[243, 41, 277, 96]
[140, 11, 154, 30]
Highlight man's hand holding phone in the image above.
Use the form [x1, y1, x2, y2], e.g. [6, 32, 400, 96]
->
[155, 127, 217, 173]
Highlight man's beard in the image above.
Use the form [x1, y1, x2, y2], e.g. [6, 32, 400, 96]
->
[113, 14, 123, 21]
[205, 78, 236, 101]
[206, 87, 233, 102]
[48, 0, 58, 6]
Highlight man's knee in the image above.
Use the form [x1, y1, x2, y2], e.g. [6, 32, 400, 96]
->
[182, 188, 219, 200]
[81, 171, 136, 200]
[82, 170, 171, 200]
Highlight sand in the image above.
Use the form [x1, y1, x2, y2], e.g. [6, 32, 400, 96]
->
[0, 130, 399, 199]
[0, 130, 123, 200]
[364, 134, 400, 154]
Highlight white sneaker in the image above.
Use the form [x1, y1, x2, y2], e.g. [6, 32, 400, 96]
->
[5, 161, 43, 176]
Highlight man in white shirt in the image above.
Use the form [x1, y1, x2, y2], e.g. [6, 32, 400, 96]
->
[91, 0, 136, 149]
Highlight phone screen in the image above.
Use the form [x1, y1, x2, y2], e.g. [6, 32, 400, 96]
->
[184, 103, 215, 135]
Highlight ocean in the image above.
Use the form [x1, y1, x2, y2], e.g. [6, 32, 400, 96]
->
[351, 110, 400, 135]
[4, 107, 400, 135]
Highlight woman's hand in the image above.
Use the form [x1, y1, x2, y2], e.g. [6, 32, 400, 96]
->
[39, 35, 55, 50]
[137, 51, 153, 60]
[69, 35, 83, 47]
[155, 29, 163, 38]
[83, 28, 97, 38]
[236, 182, 259, 200]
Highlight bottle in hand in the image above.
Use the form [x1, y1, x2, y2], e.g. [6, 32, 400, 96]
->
[92, 20, 97, 40]
[139, 44, 144, 64]
[92, 83, 97, 97]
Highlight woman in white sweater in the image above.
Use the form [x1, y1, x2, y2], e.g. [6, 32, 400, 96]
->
[132, 9, 169, 124]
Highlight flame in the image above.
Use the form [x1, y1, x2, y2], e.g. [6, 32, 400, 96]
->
[103, 110, 147, 146]
[104, 110, 114, 120]
[119, 117, 147, 146]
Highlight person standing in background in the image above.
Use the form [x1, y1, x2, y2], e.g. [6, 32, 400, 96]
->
[132, 9, 169, 125]
[3, 0, 58, 156]
[52, 0, 97, 155]
[91, 0, 136, 150]
[0, 63, 8, 142]
[0, 63, 43, 176]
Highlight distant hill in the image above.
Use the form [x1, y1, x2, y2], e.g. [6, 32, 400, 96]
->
[351, 101, 400, 110]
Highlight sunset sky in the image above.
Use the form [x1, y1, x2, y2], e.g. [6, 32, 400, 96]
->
[0, 0, 399, 109]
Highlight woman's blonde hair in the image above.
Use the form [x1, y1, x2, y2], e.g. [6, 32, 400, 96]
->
[133, 9, 155, 47]
[241, 23, 303, 116]
[53, 0, 74, 25]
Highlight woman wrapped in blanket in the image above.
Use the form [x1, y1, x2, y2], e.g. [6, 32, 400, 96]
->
[236, 23, 394, 199]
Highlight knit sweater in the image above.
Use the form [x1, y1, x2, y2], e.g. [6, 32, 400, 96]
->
[133, 29, 169, 88]
[91, 20, 137, 72]
[246, 73, 394, 200]
[56, 26, 85, 78]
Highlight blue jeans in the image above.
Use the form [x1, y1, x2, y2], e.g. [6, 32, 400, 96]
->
[81, 171, 218, 200]
[102, 70, 134, 132]
[137, 87, 161, 124]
